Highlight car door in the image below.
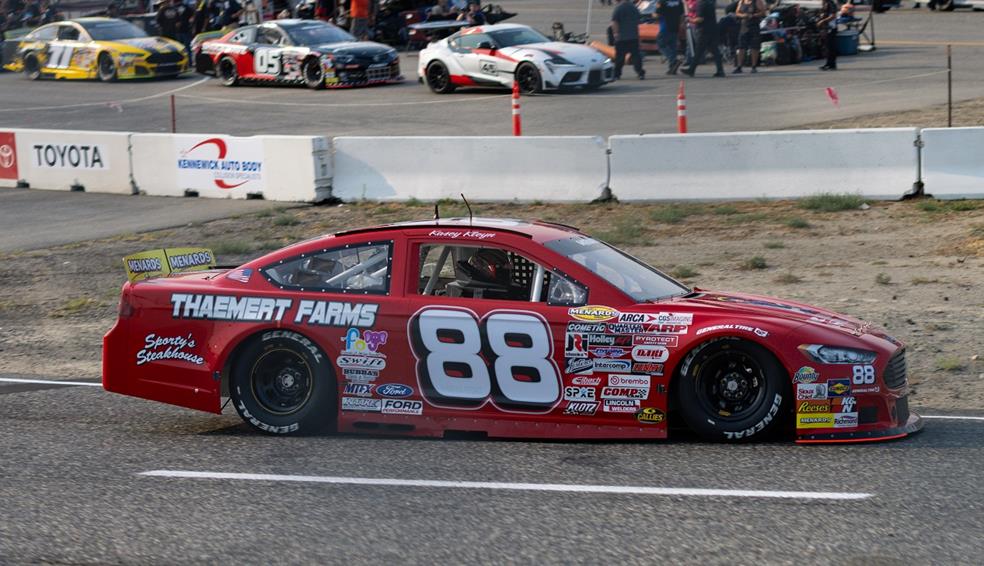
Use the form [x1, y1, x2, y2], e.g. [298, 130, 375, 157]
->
[402, 231, 646, 437]
[37, 23, 81, 72]
[249, 24, 287, 80]
[449, 30, 498, 81]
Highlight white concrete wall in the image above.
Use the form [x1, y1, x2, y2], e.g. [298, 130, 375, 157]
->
[9, 129, 133, 194]
[332, 136, 609, 202]
[609, 129, 920, 201]
[921, 127, 984, 199]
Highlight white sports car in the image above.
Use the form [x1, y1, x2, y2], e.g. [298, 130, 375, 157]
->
[417, 23, 615, 94]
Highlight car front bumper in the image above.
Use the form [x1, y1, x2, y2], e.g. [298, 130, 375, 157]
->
[543, 61, 615, 90]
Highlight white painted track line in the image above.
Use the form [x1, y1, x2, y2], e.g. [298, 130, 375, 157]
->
[140, 470, 873, 500]
[921, 415, 984, 421]
[0, 377, 101, 387]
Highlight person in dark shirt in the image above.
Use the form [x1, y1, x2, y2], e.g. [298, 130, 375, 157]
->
[818, 0, 838, 70]
[457, 1, 485, 26]
[733, 0, 765, 73]
[156, 0, 182, 39]
[610, 0, 644, 80]
[682, 0, 724, 77]
[655, 0, 682, 74]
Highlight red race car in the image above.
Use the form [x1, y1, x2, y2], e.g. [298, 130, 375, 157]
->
[103, 218, 923, 443]
[192, 19, 402, 89]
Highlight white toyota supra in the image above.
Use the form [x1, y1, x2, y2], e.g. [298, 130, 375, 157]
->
[417, 23, 615, 94]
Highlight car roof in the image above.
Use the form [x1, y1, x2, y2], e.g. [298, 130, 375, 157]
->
[334, 217, 583, 243]
[272, 19, 330, 27]
[466, 23, 532, 33]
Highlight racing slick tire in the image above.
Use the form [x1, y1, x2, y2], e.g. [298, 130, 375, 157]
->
[23, 52, 42, 80]
[230, 330, 336, 435]
[195, 53, 214, 75]
[303, 56, 326, 90]
[218, 56, 239, 86]
[97, 52, 117, 82]
[515, 62, 542, 95]
[425, 60, 456, 94]
[675, 338, 788, 442]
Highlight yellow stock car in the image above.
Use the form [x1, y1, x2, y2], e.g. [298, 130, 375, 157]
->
[3, 17, 188, 81]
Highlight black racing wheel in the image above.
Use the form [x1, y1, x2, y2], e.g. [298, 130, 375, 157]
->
[97, 52, 117, 82]
[515, 62, 542, 95]
[23, 52, 42, 80]
[230, 330, 336, 435]
[675, 338, 788, 442]
[218, 56, 239, 87]
[303, 56, 325, 90]
[425, 60, 455, 94]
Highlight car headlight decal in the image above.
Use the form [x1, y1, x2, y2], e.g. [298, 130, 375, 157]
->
[799, 344, 877, 364]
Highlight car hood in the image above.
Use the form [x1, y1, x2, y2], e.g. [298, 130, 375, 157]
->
[100, 36, 185, 54]
[316, 41, 395, 59]
[669, 289, 880, 338]
[502, 41, 608, 65]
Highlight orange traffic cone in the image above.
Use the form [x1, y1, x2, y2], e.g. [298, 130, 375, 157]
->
[677, 81, 687, 134]
[512, 80, 522, 136]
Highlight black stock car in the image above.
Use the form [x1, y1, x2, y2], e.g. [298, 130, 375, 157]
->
[193, 19, 402, 89]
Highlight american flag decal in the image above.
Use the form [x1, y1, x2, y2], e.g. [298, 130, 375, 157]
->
[227, 268, 252, 283]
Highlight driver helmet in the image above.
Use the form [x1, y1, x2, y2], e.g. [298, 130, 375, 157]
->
[467, 248, 512, 285]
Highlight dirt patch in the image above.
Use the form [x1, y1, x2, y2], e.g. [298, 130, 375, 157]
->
[1, 198, 982, 410]
[792, 96, 984, 130]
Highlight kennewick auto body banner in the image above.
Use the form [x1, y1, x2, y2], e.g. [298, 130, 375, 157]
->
[175, 135, 265, 192]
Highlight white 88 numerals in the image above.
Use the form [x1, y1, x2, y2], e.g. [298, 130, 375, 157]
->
[410, 308, 561, 411]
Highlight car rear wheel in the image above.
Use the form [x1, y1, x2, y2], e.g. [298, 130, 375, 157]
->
[515, 62, 541, 94]
[230, 330, 336, 435]
[675, 338, 787, 442]
[97, 52, 117, 82]
[425, 61, 455, 94]
[23, 52, 41, 80]
[218, 56, 238, 86]
[303, 56, 325, 90]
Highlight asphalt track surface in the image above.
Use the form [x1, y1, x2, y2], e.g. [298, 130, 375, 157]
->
[0, 189, 291, 252]
[1, 5, 983, 136]
[0, 377, 982, 564]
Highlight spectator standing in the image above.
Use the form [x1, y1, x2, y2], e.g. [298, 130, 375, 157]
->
[38, 0, 57, 24]
[655, 0, 682, 74]
[457, 1, 485, 26]
[733, 0, 765, 73]
[610, 0, 644, 80]
[313, 0, 333, 21]
[106, 0, 120, 17]
[349, 0, 370, 39]
[818, 0, 838, 70]
[156, 0, 182, 40]
[240, 0, 262, 23]
[428, 0, 457, 20]
[682, 0, 724, 77]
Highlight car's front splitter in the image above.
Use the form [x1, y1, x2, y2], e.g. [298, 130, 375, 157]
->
[796, 412, 924, 444]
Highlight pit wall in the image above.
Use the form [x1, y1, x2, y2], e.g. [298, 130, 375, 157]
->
[0, 127, 980, 201]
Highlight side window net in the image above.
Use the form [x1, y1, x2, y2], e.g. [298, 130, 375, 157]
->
[262, 241, 392, 294]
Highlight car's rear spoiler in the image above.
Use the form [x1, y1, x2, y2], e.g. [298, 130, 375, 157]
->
[122, 247, 216, 283]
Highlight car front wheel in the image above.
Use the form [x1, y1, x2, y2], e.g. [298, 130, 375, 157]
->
[425, 60, 456, 94]
[515, 62, 541, 95]
[675, 338, 788, 442]
[230, 330, 336, 435]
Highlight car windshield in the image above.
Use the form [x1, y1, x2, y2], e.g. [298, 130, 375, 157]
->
[287, 23, 355, 45]
[545, 236, 690, 302]
[80, 20, 147, 40]
[488, 27, 549, 47]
